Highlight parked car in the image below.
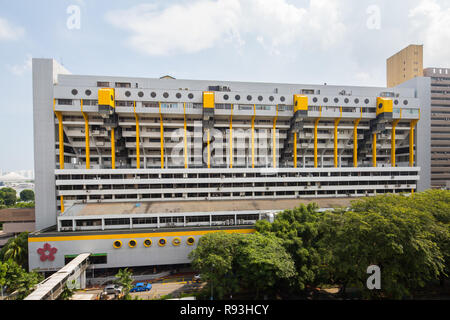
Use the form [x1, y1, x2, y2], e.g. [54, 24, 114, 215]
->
[129, 282, 152, 292]
[104, 284, 123, 295]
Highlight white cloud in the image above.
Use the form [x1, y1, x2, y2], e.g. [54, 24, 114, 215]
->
[0, 17, 24, 41]
[105, 0, 347, 56]
[7, 54, 32, 76]
[409, 0, 450, 66]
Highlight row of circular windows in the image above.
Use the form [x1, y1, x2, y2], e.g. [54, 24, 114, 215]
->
[113, 237, 195, 249]
[71, 89, 409, 105]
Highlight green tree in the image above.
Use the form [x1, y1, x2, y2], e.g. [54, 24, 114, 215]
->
[0, 259, 43, 299]
[321, 194, 446, 299]
[189, 232, 296, 299]
[114, 268, 134, 299]
[0, 232, 29, 268]
[19, 189, 34, 202]
[59, 280, 76, 300]
[0, 187, 17, 206]
[256, 203, 330, 293]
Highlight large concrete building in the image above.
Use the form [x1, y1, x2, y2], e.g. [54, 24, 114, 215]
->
[387, 44, 424, 88]
[423, 67, 450, 189]
[387, 45, 449, 189]
[28, 58, 430, 272]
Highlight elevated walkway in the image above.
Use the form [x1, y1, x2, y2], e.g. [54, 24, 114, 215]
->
[24, 253, 90, 300]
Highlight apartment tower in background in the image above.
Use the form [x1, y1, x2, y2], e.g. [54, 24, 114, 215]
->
[387, 44, 424, 88]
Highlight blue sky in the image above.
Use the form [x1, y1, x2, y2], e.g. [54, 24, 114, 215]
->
[0, 0, 449, 172]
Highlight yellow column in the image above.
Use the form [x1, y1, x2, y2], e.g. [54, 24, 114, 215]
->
[372, 133, 377, 167]
[409, 119, 419, 167]
[133, 101, 140, 169]
[184, 103, 188, 169]
[60, 195, 64, 213]
[159, 102, 164, 169]
[81, 100, 90, 169]
[111, 128, 115, 169]
[230, 105, 233, 168]
[251, 104, 256, 168]
[314, 107, 321, 168]
[391, 119, 400, 167]
[207, 129, 211, 168]
[334, 107, 342, 168]
[293, 132, 297, 168]
[273, 105, 278, 168]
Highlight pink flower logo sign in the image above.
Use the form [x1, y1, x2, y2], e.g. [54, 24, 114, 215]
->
[37, 243, 57, 262]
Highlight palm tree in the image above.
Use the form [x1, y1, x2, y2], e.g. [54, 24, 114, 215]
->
[3, 235, 27, 267]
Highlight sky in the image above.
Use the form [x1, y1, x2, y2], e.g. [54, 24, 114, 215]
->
[0, 0, 449, 172]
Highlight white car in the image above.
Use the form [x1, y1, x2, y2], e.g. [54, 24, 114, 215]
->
[104, 284, 123, 295]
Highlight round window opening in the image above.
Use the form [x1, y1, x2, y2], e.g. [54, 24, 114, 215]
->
[334, 98, 339, 103]
[85, 89, 92, 96]
[235, 95, 240, 101]
[138, 91, 144, 97]
[354, 98, 360, 104]
[312, 97, 318, 103]
[280, 96, 285, 102]
[113, 240, 122, 248]
[364, 99, 370, 104]
[344, 98, 349, 104]
[323, 98, 328, 103]
[72, 89, 78, 95]
[269, 96, 274, 102]
[158, 238, 166, 246]
[144, 239, 152, 247]
[187, 237, 195, 245]
[258, 96, 263, 101]
[163, 92, 169, 98]
[394, 100, 399, 105]
[125, 91, 131, 97]
[151, 92, 157, 98]
[188, 93, 194, 99]
[172, 238, 181, 246]
[247, 95, 252, 101]
[223, 94, 229, 100]
[176, 93, 182, 99]
[129, 239, 137, 248]
[403, 100, 408, 105]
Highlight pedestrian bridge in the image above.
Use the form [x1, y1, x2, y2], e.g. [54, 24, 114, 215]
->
[24, 253, 90, 300]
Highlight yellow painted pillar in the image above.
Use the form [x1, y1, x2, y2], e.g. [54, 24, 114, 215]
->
[207, 129, 211, 168]
[60, 195, 64, 213]
[159, 102, 164, 169]
[391, 119, 400, 167]
[372, 133, 377, 167]
[80, 99, 90, 169]
[409, 119, 419, 167]
[334, 108, 342, 168]
[273, 105, 278, 168]
[111, 128, 115, 169]
[230, 105, 233, 168]
[251, 104, 256, 168]
[314, 108, 321, 168]
[133, 101, 140, 169]
[293, 132, 297, 168]
[184, 103, 188, 169]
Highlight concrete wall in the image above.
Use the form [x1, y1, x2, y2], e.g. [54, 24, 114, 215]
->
[32, 59, 70, 230]
[395, 76, 431, 191]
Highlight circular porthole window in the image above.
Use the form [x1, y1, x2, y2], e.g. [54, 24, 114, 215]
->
[158, 238, 167, 247]
[188, 93, 194, 99]
[334, 98, 339, 103]
[354, 98, 360, 104]
[143, 239, 152, 247]
[235, 95, 240, 101]
[378, 103, 383, 110]
[394, 100, 399, 105]
[312, 97, 318, 103]
[323, 97, 328, 103]
[403, 100, 408, 105]
[258, 96, 263, 101]
[151, 92, 157, 98]
[247, 95, 252, 101]
[176, 93, 182, 99]
[280, 96, 285, 102]
[138, 91, 144, 98]
[172, 238, 181, 246]
[85, 89, 92, 96]
[223, 94, 229, 100]
[125, 91, 131, 97]
[113, 240, 122, 249]
[269, 96, 274, 102]
[163, 92, 169, 98]
[364, 98, 369, 104]
[344, 98, 349, 104]
[129, 239, 137, 248]
[187, 237, 195, 245]
[72, 89, 78, 95]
